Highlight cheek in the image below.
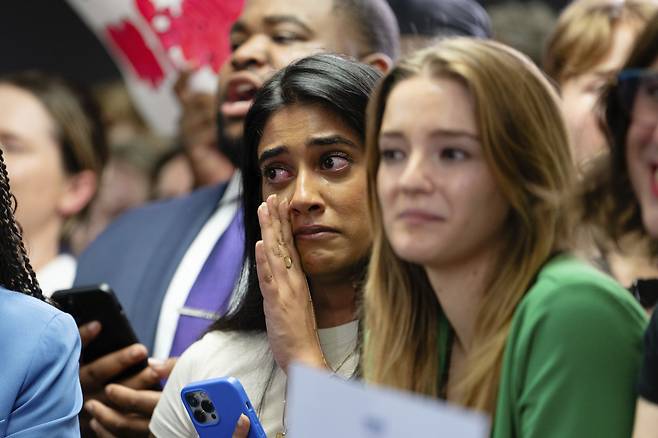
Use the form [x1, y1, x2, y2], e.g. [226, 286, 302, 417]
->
[625, 126, 645, 190]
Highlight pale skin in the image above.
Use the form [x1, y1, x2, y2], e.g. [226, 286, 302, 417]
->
[0, 84, 97, 271]
[560, 23, 638, 167]
[376, 76, 510, 400]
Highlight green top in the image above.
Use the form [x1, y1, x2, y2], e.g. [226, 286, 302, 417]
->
[437, 254, 646, 436]
[491, 254, 647, 437]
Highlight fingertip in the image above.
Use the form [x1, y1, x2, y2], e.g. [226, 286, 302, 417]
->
[238, 413, 250, 429]
[258, 202, 269, 220]
[130, 344, 148, 359]
[82, 320, 101, 335]
[84, 400, 95, 414]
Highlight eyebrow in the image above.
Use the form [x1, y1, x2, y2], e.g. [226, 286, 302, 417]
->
[307, 134, 359, 148]
[380, 130, 480, 141]
[257, 135, 359, 166]
[258, 146, 288, 167]
[263, 15, 313, 34]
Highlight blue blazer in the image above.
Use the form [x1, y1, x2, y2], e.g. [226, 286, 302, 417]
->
[74, 182, 229, 352]
[0, 287, 82, 437]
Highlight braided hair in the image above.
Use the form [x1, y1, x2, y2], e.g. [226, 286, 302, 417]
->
[0, 148, 43, 299]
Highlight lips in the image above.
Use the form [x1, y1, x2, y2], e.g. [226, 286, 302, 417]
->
[220, 74, 262, 119]
[293, 224, 339, 239]
[397, 209, 444, 224]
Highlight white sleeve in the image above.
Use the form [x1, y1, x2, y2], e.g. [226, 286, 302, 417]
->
[149, 346, 200, 438]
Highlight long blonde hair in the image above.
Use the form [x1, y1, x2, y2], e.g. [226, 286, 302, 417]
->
[363, 39, 576, 413]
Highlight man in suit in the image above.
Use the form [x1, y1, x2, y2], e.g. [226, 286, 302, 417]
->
[76, 0, 399, 436]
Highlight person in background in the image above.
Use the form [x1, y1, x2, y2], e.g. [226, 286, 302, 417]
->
[152, 53, 379, 437]
[150, 147, 195, 200]
[544, 0, 658, 290]
[576, 11, 658, 436]
[69, 81, 167, 255]
[487, 0, 556, 65]
[386, 0, 491, 55]
[0, 147, 83, 436]
[76, 0, 399, 436]
[544, 0, 658, 167]
[174, 69, 235, 188]
[0, 71, 108, 295]
[363, 38, 646, 437]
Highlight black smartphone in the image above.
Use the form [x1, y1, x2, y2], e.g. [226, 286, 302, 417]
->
[51, 283, 148, 381]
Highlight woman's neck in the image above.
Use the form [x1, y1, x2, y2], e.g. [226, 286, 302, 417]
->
[22, 222, 61, 272]
[308, 276, 358, 329]
[425, 246, 501, 352]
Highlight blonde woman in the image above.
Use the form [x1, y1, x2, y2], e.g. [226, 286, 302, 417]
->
[363, 39, 646, 436]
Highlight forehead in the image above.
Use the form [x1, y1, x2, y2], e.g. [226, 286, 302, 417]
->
[257, 104, 360, 152]
[238, 0, 338, 29]
[382, 76, 477, 134]
[0, 84, 55, 136]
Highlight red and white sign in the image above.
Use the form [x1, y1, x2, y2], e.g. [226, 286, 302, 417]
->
[67, 0, 243, 136]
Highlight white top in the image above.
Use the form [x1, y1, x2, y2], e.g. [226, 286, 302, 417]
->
[37, 253, 76, 297]
[150, 320, 359, 438]
[152, 172, 242, 359]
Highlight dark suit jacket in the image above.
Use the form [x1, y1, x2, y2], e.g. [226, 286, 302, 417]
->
[74, 182, 229, 352]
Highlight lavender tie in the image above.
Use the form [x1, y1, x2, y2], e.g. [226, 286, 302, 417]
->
[169, 210, 244, 357]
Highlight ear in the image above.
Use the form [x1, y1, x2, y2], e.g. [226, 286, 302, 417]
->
[360, 53, 394, 74]
[57, 169, 98, 217]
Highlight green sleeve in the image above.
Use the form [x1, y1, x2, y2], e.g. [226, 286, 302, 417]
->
[493, 267, 646, 438]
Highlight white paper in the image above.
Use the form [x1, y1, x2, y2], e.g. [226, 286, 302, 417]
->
[287, 364, 490, 438]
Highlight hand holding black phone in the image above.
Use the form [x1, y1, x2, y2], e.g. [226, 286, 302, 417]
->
[52, 283, 148, 382]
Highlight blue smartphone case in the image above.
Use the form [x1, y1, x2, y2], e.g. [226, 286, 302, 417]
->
[181, 377, 267, 438]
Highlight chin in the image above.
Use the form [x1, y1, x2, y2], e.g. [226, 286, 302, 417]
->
[389, 241, 436, 266]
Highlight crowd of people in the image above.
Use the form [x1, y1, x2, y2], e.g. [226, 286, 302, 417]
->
[3, 0, 658, 436]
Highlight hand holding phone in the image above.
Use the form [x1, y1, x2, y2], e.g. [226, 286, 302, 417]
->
[181, 377, 267, 438]
[52, 284, 148, 382]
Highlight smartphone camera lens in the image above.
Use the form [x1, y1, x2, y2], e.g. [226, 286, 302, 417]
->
[185, 393, 200, 408]
[194, 409, 207, 423]
[201, 400, 215, 413]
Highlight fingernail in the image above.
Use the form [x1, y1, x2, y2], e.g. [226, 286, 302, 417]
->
[85, 401, 94, 414]
[105, 385, 115, 396]
[238, 414, 247, 427]
[131, 345, 147, 359]
[148, 357, 165, 370]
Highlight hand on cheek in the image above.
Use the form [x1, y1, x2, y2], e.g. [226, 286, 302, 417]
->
[256, 194, 326, 372]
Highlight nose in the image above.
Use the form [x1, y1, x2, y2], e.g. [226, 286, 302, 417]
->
[231, 34, 269, 71]
[397, 150, 433, 194]
[289, 168, 325, 216]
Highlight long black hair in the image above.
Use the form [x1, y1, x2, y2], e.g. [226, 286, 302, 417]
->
[212, 53, 381, 332]
[0, 148, 43, 299]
